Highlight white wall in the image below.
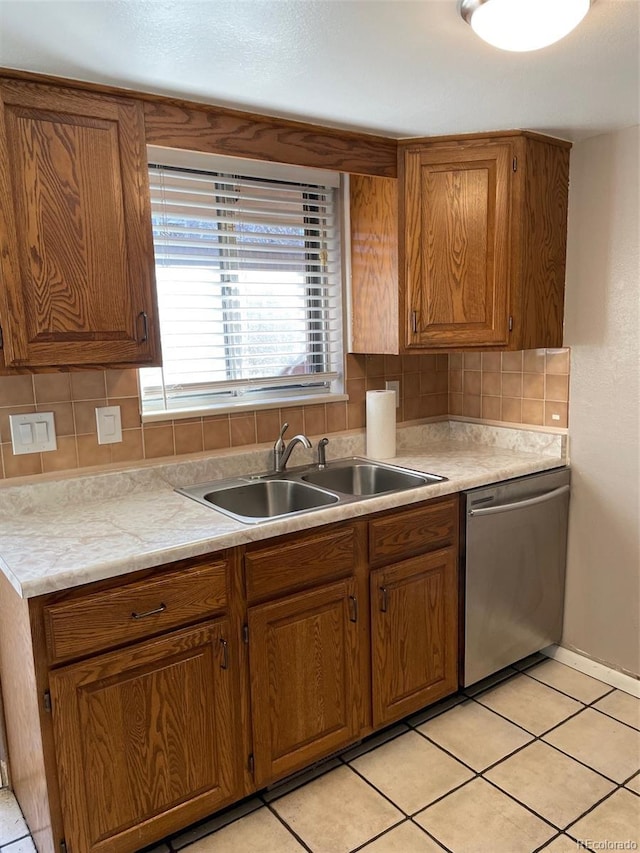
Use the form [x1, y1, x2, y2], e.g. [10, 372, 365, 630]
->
[563, 125, 640, 677]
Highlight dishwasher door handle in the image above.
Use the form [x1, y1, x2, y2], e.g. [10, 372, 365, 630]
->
[468, 484, 570, 517]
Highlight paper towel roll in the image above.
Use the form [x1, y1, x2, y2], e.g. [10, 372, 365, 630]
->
[366, 389, 396, 459]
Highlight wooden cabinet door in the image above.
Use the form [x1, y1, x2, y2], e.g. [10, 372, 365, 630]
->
[403, 142, 512, 349]
[0, 80, 159, 367]
[371, 547, 458, 727]
[49, 621, 239, 853]
[249, 580, 361, 786]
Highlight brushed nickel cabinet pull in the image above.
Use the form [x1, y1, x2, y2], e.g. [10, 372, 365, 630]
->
[380, 586, 388, 613]
[131, 603, 166, 620]
[348, 595, 358, 623]
[411, 311, 418, 334]
[138, 310, 149, 343]
[220, 638, 229, 670]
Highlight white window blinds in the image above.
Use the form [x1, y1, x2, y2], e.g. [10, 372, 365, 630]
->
[139, 151, 344, 417]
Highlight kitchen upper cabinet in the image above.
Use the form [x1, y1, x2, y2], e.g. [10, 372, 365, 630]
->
[400, 132, 571, 351]
[248, 579, 362, 787]
[50, 621, 239, 853]
[370, 548, 458, 727]
[0, 80, 160, 369]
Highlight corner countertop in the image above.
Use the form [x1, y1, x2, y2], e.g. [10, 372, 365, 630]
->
[0, 420, 568, 599]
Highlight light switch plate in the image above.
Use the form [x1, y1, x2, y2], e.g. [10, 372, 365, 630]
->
[96, 406, 123, 445]
[9, 412, 57, 454]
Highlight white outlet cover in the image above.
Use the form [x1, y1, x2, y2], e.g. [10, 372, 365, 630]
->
[96, 406, 123, 445]
[9, 412, 57, 454]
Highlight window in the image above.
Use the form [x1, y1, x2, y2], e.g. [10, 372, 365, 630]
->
[139, 148, 345, 420]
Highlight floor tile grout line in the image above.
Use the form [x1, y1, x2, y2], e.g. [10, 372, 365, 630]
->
[407, 816, 455, 853]
[561, 785, 634, 839]
[520, 663, 617, 705]
[264, 801, 314, 853]
[587, 703, 640, 733]
[346, 815, 409, 853]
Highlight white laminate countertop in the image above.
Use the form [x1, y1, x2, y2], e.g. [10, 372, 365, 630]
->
[0, 421, 568, 599]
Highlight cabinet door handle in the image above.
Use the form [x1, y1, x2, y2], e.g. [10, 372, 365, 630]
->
[348, 595, 358, 623]
[138, 310, 149, 343]
[220, 638, 229, 670]
[131, 603, 166, 620]
[380, 587, 388, 613]
[411, 310, 418, 334]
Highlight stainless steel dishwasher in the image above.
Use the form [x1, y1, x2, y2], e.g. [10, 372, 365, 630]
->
[462, 467, 571, 687]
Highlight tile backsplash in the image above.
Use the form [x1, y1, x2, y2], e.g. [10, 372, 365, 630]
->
[0, 349, 569, 480]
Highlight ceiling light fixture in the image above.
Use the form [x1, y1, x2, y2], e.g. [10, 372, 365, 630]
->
[460, 0, 593, 52]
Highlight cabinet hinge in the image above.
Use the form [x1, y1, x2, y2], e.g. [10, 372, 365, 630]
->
[43, 690, 52, 713]
[248, 753, 255, 775]
[512, 157, 518, 172]
[242, 624, 249, 644]
[60, 840, 67, 853]
[508, 315, 514, 332]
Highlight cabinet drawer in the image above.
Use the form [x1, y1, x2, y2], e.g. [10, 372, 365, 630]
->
[369, 497, 457, 566]
[245, 525, 359, 602]
[44, 560, 228, 664]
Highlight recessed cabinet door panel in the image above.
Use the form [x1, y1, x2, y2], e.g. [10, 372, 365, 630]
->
[50, 621, 239, 853]
[404, 143, 511, 348]
[371, 548, 458, 727]
[249, 580, 360, 786]
[0, 81, 158, 366]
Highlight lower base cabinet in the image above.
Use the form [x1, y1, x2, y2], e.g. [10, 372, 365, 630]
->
[0, 495, 459, 853]
[371, 548, 458, 727]
[248, 579, 361, 787]
[49, 620, 240, 853]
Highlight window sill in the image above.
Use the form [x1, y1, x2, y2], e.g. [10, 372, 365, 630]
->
[140, 393, 349, 424]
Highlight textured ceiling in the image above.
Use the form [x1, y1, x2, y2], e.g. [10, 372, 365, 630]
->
[0, 0, 638, 141]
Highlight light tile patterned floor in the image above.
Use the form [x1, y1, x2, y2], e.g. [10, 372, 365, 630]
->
[1, 658, 638, 852]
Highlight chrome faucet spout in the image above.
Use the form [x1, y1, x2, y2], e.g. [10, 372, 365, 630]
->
[276, 434, 312, 472]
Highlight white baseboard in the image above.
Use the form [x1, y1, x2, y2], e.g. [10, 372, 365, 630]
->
[542, 645, 640, 698]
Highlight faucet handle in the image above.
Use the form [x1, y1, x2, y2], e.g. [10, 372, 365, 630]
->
[277, 422, 289, 442]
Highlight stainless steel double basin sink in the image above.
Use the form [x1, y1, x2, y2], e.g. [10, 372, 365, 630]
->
[176, 457, 446, 524]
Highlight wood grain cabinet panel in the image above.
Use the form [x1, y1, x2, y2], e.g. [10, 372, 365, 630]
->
[399, 132, 571, 351]
[0, 80, 159, 368]
[369, 497, 457, 566]
[371, 548, 458, 727]
[44, 559, 228, 664]
[50, 620, 240, 853]
[248, 579, 361, 786]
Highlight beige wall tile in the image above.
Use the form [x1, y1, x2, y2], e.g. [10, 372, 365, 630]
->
[501, 397, 522, 423]
[449, 369, 462, 393]
[482, 396, 502, 421]
[142, 424, 175, 459]
[463, 352, 482, 370]
[404, 395, 422, 421]
[365, 376, 385, 392]
[365, 354, 385, 377]
[348, 401, 366, 428]
[482, 352, 502, 372]
[256, 409, 281, 444]
[33, 373, 71, 404]
[420, 354, 438, 372]
[502, 351, 523, 372]
[281, 406, 304, 436]
[422, 393, 448, 417]
[174, 421, 204, 455]
[420, 371, 438, 394]
[523, 373, 544, 399]
[70, 371, 107, 400]
[522, 399, 544, 425]
[326, 401, 347, 432]
[448, 353, 463, 370]
[203, 417, 230, 451]
[403, 372, 420, 399]
[546, 374, 570, 402]
[462, 394, 481, 418]
[73, 399, 106, 435]
[105, 369, 139, 398]
[463, 371, 481, 396]
[0, 375, 34, 407]
[0, 405, 36, 443]
[110, 429, 144, 464]
[230, 414, 256, 447]
[304, 404, 327, 436]
[502, 373, 523, 398]
[449, 393, 463, 416]
[545, 401, 568, 428]
[546, 349, 570, 374]
[108, 397, 141, 430]
[523, 349, 546, 373]
[2, 443, 43, 478]
[41, 402, 75, 436]
[345, 354, 366, 379]
[384, 354, 403, 373]
[482, 372, 501, 396]
[77, 434, 112, 467]
[435, 369, 448, 393]
[41, 436, 78, 473]
[402, 355, 420, 373]
[436, 354, 449, 372]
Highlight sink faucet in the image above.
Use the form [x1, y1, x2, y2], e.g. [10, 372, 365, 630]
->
[317, 437, 329, 469]
[273, 423, 312, 472]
